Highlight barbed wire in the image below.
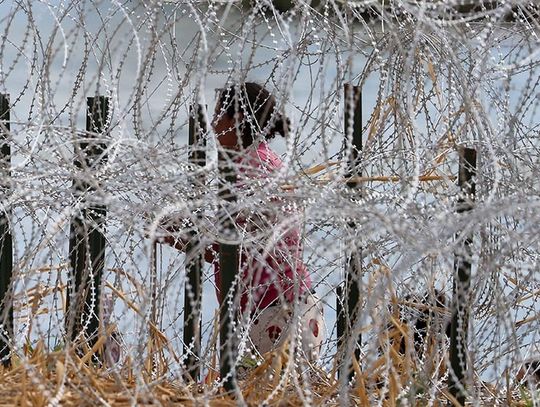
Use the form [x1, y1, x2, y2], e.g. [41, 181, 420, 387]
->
[0, 0, 539, 405]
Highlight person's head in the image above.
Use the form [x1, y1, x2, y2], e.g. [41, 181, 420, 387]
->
[212, 82, 289, 149]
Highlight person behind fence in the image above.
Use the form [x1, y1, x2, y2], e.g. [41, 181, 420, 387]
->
[160, 82, 325, 362]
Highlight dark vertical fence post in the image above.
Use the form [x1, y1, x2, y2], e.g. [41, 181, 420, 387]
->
[338, 83, 363, 379]
[183, 104, 206, 381]
[449, 147, 476, 405]
[0, 94, 13, 367]
[66, 96, 109, 359]
[218, 151, 239, 392]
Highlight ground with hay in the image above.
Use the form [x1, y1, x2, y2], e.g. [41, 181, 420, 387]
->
[0, 345, 532, 406]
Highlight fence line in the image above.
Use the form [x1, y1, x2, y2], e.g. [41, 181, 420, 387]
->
[0, 86, 480, 398]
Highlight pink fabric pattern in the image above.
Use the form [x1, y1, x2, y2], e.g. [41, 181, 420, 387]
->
[212, 142, 312, 313]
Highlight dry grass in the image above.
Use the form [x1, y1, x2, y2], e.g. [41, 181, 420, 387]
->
[0, 343, 333, 406]
[1, 275, 534, 406]
[0, 337, 532, 406]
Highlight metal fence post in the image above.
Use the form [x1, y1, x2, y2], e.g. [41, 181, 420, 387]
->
[183, 104, 206, 381]
[66, 96, 109, 360]
[0, 94, 13, 367]
[337, 83, 363, 379]
[218, 150, 239, 392]
[449, 147, 476, 405]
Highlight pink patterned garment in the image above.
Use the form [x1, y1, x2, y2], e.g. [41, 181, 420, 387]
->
[211, 142, 312, 313]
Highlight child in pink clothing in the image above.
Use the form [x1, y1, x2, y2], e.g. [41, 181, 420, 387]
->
[210, 83, 324, 359]
[209, 140, 312, 312]
[162, 83, 324, 360]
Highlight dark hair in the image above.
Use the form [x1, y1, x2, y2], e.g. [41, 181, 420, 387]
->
[217, 82, 289, 148]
